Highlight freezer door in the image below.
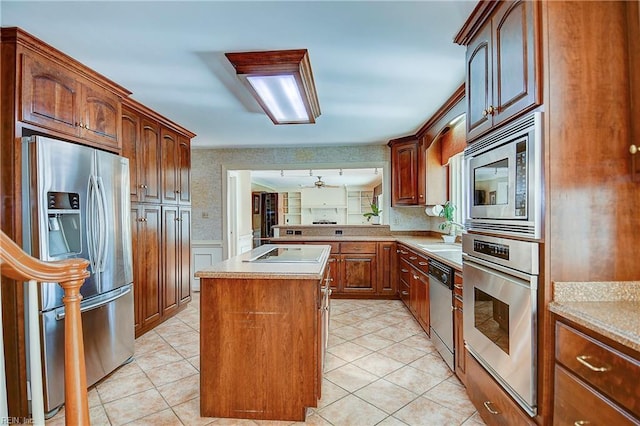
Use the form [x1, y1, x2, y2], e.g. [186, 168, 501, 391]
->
[24, 136, 99, 311]
[95, 150, 133, 292]
[40, 284, 134, 414]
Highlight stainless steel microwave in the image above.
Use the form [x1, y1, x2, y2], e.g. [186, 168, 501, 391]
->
[464, 112, 543, 239]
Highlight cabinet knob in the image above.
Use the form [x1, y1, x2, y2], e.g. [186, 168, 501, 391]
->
[175, 190, 181, 194]
[419, 194, 424, 198]
[401, 291, 409, 296]
[630, 144, 638, 155]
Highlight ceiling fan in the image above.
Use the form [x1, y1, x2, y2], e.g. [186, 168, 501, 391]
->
[301, 176, 340, 189]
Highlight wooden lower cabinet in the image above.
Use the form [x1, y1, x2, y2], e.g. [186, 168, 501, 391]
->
[132, 203, 191, 337]
[553, 319, 640, 424]
[409, 266, 429, 334]
[466, 353, 536, 426]
[299, 241, 395, 297]
[131, 204, 162, 334]
[200, 275, 322, 421]
[453, 271, 466, 385]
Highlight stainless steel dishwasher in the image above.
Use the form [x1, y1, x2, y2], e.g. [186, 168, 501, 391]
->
[428, 259, 454, 370]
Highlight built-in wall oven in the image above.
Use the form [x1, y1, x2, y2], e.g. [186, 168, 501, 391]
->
[462, 233, 539, 416]
[465, 112, 543, 239]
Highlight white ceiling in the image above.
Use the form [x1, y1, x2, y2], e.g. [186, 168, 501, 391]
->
[251, 167, 383, 191]
[1, 1, 476, 149]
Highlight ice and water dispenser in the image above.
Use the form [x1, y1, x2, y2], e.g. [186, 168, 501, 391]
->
[46, 191, 81, 258]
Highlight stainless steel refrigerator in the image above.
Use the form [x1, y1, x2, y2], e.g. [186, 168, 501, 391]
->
[22, 135, 134, 416]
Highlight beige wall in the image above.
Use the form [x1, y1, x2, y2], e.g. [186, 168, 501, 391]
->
[191, 144, 436, 242]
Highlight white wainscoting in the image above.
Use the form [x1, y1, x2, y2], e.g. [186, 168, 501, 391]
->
[191, 240, 224, 292]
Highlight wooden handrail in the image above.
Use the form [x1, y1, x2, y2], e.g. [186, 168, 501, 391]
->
[0, 231, 90, 425]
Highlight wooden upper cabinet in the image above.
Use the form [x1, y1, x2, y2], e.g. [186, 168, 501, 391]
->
[461, 0, 540, 142]
[78, 79, 121, 148]
[389, 138, 424, 206]
[122, 107, 141, 201]
[21, 53, 79, 136]
[178, 136, 191, 204]
[20, 51, 122, 150]
[161, 128, 179, 204]
[628, 0, 640, 182]
[466, 24, 492, 140]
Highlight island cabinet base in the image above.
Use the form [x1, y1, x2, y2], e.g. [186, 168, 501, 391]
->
[199, 277, 320, 421]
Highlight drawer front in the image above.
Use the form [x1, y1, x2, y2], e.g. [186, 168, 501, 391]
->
[556, 322, 640, 417]
[340, 242, 376, 254]
[553, 365, 639, 425]
[466, 353, 535, 426]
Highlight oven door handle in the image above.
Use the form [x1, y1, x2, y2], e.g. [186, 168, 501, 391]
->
[463, 254, 537, 289]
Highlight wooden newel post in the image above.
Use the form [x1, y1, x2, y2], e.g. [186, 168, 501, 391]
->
[59, 278, 90, 426]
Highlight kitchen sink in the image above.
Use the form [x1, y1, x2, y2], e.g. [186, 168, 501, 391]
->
[417, 243, 461, 252]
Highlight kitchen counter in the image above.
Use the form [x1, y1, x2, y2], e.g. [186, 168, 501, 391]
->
[195, 244, 330, 280]
[549, 281, 640, 352]
[270, 233, 462, 271]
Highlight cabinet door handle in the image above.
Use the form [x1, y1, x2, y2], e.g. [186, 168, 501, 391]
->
[413, 275, 419, 280]
[576, 355, 610, 372]
[630, 144, 638, 155]
[418, 261, 428, 266]
[409, 256, 418, 260]
[574, 421, 590, 426]
[401, 291, 409, 296]
[400, 250, 408, 255]
[454, 284, 463, 289]
[483, 401, 500, 415]
[401, 269, 409, 273]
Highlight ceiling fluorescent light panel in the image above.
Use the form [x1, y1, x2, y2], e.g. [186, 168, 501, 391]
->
[225, 49, 321, 125]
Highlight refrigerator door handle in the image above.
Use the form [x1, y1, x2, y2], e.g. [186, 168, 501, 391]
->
[86, 175, 98, 273]
[55, 285, 132, 320]
[95, 176, 109, 273]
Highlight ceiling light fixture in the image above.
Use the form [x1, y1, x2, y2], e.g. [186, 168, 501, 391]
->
[225, 49, 321, 125]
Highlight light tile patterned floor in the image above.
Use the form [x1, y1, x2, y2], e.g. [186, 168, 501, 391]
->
[47, 293, 485, 426]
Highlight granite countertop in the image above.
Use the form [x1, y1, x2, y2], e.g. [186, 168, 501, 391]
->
[270, 233, 462, 271]
[549, 281, 640, 353]
[195, 244, 331, 280]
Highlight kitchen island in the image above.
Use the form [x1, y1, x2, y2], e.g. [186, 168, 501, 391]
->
[195, 244, 331, 422]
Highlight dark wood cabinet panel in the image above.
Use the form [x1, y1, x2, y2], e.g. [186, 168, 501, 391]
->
[341, 254, 377, 294]
[466, 24, 492, 139]
[555, 322, 640, 418]
[79, 79, 121, 148]
[162, 205, 180, 316]
[140, 119, 163, 203]
[178, 207, 192, 304]
[377, 242, 397, 296]
[20, 52, 79, 136]
[20, 51, 122, 150]
[178, 136, 191, 204]
[161, 128, 179, 204]
[131, 204, 162, 332]
[122, 108, 141, 202]
[389, 138, 424, 206]
[466, 353, 536, 426]
[453, 271, 466, 385]
[463, 0, 540, 142]
[553, 365, 638, 426]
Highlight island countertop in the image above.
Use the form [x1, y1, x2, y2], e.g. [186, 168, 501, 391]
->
[195, 244, 331, 280]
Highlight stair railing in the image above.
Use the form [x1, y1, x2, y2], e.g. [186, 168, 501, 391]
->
[0, 230, 90, 425]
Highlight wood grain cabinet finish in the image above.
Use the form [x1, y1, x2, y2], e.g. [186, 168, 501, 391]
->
[178, 136, 191, 204]
[466, 353, 536, 426]
[200, 276, 322, 421]
[389, 137, 425, 206]
[396, 244, 431, 334]
[162, 206, 192, 317]
[555, 321, 640, 420]
[21, 52, 122, 150]
[122, 107, 162, 204]
[377, 241, 397, 296]
[453, 271, 466, 385]
[161, 128, 180, 204]
[131, 204, 162, 334]
[553, 365, 638, 426]
[462, 0, 540, 142]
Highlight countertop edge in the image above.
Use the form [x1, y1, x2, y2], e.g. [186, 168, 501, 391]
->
[549, 301, 640, 353]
